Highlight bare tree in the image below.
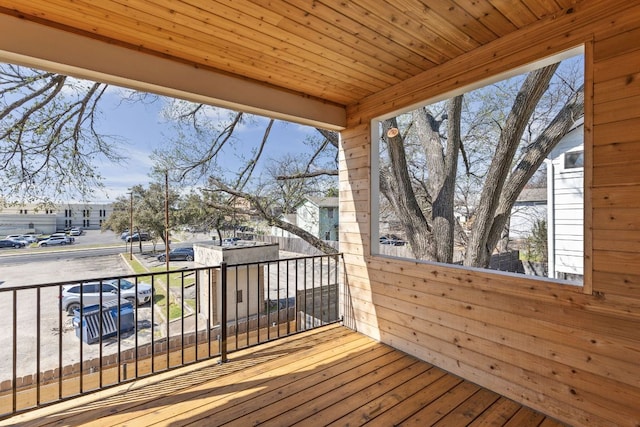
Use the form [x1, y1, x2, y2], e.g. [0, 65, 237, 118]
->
[205, 178, 339, 255]
[0, 65, 124, 202]
[378, 61, 584, 268]
[152, 101, 341, 252]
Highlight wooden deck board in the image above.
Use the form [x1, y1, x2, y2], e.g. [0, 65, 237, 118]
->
[2, 325, 567, 427]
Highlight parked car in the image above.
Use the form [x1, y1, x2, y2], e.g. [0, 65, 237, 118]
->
[18, 235, 38, 244]
[69, 228, 82, 236]
[38, 235, 73, 247]
[0, 239, 26, 249]
[60, 279, 153, 315]
[379, 235, 406, 246]
[125, 232, 150, 242]
[5, 234, 37, 244]
[50, 232, 75, 242]
[157, 247, 194, 262]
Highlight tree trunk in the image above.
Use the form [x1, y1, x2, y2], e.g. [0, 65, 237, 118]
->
[464, 64, 560, 267]
[381, 119, 433, 260]
[484, 85, 584, 257]
[410, 98, 463, 263]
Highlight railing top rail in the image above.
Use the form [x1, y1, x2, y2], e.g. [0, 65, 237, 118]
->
[224, 252, 343, 269]
[0, 264, 218, 293]
[0, 253, 343, 293]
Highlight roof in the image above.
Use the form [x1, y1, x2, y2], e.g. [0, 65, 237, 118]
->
[305, 197, 339, 208]
[0, 1, 582, 129]
[516, 188, 547, 203]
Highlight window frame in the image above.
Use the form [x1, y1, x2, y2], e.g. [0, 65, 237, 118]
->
[369, 46, 590, 292]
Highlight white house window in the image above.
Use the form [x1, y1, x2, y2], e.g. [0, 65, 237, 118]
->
[564, 150, 584, 169]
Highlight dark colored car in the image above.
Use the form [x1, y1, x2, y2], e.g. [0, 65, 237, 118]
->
[380, 235, 406, 246]
[0, 239, 26, 249]
[125, 232, 150, 242]
[157, 247, 194, 262]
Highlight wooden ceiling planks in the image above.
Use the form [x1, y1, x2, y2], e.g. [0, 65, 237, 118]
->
[0, 0, 578, 107]
[489, 0, 541, 28]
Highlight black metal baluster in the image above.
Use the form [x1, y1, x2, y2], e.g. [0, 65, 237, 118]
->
[181, 270, 185, 366]
[246, 264, 250, 347]
[151, 274, 155, 374]
[267, 262, 271, 342]
[166, 272, 170, 371]
[195, 269, 199, 361]
[303, 258, 308, 331]
[36, 288, 41, 405]
[220, 262, 228, 363]
[58, 285, 63, 400]
[276, 260, 280, 338]
[234, 265, 239, 350]
[12, 291, 17, 413]
[134, 277, 139, 379]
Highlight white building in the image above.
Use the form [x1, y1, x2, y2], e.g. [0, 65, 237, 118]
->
[271, 197, 339, 241]
[546, 118, 584, 282]
[295, 197, 339, 241]
[0, 202, 113, 235]
[510, 187, 547, 240]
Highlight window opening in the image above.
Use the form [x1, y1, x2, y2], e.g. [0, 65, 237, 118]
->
[372, 49, 585, 286]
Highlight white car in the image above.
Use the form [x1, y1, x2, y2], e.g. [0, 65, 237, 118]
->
[38, 235, 73, 247]
[6, 234, 38, 244]
[60, 279, 153, 315]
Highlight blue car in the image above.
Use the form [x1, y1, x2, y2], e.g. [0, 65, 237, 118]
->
[0, 239, 26, 249]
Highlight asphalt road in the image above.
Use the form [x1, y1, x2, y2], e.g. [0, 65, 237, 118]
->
[0, 230, 164, 287]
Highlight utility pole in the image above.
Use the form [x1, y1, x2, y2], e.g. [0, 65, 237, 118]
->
[129, 191, 133, 260]
[165, 171, 170, 270]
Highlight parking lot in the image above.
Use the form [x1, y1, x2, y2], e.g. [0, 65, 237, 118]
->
[0, 230, 327, 385]
[0, 230, 176, 382]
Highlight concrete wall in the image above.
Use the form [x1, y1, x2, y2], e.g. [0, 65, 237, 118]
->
[194, 242, 279, 325]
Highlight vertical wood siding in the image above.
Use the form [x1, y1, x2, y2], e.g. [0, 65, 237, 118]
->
[340, 4, 640, 427]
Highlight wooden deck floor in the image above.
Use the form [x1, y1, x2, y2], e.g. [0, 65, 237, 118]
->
[4, 324, 566, 426]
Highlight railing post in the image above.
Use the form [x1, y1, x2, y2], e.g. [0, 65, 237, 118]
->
[220, 262, 228, 363]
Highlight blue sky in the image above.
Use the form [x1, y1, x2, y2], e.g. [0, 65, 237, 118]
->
[92, 88, 318, 203]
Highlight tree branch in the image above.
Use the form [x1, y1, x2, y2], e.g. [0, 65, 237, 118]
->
[275, 169, 339, 180]
[205, 179, 339, 254]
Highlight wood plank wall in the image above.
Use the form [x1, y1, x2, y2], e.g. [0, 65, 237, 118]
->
[339, 2, 640, 426]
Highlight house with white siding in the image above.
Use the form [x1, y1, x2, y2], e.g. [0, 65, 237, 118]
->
[295, 197, 339, 241]
[546, 118, 584, 282]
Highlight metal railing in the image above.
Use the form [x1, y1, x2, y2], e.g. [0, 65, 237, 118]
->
[0, 253, 342, 419]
